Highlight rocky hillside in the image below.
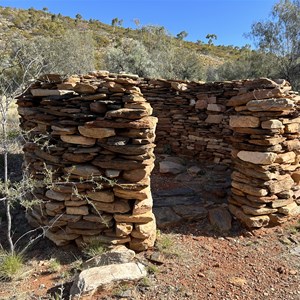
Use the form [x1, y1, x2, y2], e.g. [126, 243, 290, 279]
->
[0, 6, 245, 71]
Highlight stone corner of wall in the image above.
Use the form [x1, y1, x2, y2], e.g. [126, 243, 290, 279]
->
[228, 78, 300, 228]
[17, 71, 157, 252]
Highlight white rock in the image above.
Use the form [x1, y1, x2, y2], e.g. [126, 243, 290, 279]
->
[171, 82, 188, 91]
[261, 119, 284, 129]
[105, 169, 121, 178]
[70, 262, 146, 297]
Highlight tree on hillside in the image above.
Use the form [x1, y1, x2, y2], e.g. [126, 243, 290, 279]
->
[17, 30, 95, 75]
[103, 31, 205, 81]
[139, 25, 171, 50]
[206, 34, 217, 45]
[207, 50, 275, 82]
[75, 13, 82, 20]
[176, 31, 188, 40]
[248, 0, 300, 89]
[117, 19, 124, 27]
[165, 47, 205, 80]
[104, 38, 157, 77]
[111, 17, 123, 27]
[111, 18, 118, 27]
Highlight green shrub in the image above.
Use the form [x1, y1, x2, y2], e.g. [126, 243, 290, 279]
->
[0, 251, 24, 280]
[48, 258, 62, 273]
[82, 240, 108, 258]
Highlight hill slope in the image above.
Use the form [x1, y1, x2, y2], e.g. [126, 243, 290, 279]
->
[0, 6, 247, 69]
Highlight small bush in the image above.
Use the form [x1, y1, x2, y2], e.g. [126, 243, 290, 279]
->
[0, 251, 24, 280]
[48, 258, 61, 273]
[147, 264, 160, 274]
[82, 240, 108, 258]
[156, 233, 180, 258]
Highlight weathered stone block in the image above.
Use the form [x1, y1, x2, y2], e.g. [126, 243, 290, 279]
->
[205, 115, 223, 124]
[61, 135, 96, 146]
[229, 204, 270, 228]
[237, 151, 277, 164]
[86, 191, 114, 203]
[78, 126, 115, 139]
[246, 98, 294, 111]
[229, 116, 260, 128]
[261, 119, 284, 129]
[207, 104, 226, 112]
[232, 180, 268, 197]
[195, 99, 207, 110]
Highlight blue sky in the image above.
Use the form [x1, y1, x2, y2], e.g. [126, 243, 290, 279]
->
[0, 0, 277, 47]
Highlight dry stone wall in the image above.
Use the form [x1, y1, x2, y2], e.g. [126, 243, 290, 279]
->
[139, 79, 234, 164]
[18, 72, 300, 246]
[138, 76, 300, 227]
[17, 71, 157, 251]
[227, 79, 300, 227]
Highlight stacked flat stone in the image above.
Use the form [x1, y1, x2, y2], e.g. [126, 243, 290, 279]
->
[227, 78, 300, 227]
[139, 79, 234, 164]
[17, 71, 157, 251]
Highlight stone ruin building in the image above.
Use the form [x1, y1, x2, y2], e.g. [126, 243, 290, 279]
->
[17, 70, 300, 251]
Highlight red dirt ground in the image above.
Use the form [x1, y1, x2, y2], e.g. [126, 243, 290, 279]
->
[1, 162, 300, 299]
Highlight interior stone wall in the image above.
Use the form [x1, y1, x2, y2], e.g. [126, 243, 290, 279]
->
[139, 77, 300, 227]
[139, 78, 234, 164]
[18, 72, 300, 251]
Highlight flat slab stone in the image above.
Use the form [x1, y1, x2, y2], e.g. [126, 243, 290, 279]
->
[205, 115, 223, 124]
[105, 108, 149, 120]
[78, 126, 115, 139]
[229, 204, 270, 228]
[237, 151, 277, 164]
[30, 89, 73, 97]
[61, 135, 96, 146]
[227, 88, 283, 106]
[229, 116, 260, 128]
[70, 262, 146, 297]
[85, 116, 158, 129]
[261, 119, 284, 129]
[246, 98, 294, 111]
